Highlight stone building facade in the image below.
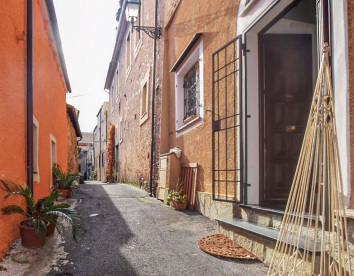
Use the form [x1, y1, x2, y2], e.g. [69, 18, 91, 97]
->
[105, 0, 160, 189]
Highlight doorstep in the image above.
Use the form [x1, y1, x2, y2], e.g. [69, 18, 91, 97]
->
[216, 218, 321, 255]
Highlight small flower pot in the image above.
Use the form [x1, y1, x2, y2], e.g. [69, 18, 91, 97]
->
[66, 190, 72, 197]
[171, 200, 187, 210]
[46, 216, 58, 236]
[18, 219, 49, 248]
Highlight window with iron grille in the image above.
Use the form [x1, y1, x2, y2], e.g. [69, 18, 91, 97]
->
[183, 62, 200, 120]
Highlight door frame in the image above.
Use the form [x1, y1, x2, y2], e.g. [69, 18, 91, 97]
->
[257, 0, 317, 207]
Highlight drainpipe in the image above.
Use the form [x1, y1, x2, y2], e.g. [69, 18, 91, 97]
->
[26, 0, 34, 195]
[322, 0, 330, 45]
[148, 0, 159, 197]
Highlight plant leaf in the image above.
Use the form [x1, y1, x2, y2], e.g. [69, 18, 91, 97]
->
[1, 205, 29, 216]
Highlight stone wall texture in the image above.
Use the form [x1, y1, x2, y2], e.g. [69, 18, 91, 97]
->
[160, 0, 240, 196]
[67, 115, 78, 174]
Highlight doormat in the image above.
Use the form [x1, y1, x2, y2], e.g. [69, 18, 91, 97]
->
[197, 234, 258, 260]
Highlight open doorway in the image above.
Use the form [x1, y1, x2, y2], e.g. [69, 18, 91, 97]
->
[243, 0, 318, 208]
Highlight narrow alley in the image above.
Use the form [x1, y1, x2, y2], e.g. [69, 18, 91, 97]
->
[48, 182, 267, 276]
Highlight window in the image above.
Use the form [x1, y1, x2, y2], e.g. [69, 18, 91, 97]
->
[183, 62, 200, 121]
[119, 118, 123, 143]
[140, 70, 150, 125]
[50, 134, 57, 188]
[115, 69, 119, 101]
[126, 33, 131, 74]
[174, 40, 204, 136]
[134, 4, 142, 56]
[101, 152, 105, 168]
[33, 116, 39, 182]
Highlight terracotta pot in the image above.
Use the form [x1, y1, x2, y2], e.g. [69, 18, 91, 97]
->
[58, 189, 69, 198]
[66, 190, 72, 197]
[108, 175, 114, 183]
[18, 219, 49, 248]
[171, 200, 187, 210]
[46, 216, 58, 236]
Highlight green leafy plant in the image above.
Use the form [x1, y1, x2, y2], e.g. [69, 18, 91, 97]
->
[0, 179, 84, 240]
[166, 190, 187, 204]
[90, 168, 97, 180]
[54, 168, 79, 192]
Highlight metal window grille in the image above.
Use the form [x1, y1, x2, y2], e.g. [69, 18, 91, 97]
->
[212, 36, 243, 203]
[183, 62, 200, 120]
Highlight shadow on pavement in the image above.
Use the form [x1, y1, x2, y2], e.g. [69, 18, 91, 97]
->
[48, 183, 138, 276]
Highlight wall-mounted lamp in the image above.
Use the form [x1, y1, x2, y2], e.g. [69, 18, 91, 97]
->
[125, 0, 162, 39]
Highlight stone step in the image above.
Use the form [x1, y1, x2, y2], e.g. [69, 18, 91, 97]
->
[237, 204, 319, 230]
[216, 218, 321, 264]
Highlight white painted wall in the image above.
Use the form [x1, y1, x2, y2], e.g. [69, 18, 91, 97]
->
[237, 0, 351, 206]
[331, 0, 350, 206]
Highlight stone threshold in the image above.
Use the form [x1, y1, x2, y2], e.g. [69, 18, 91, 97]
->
[239, 204, 318, 222]
[216, 218, 321, 255]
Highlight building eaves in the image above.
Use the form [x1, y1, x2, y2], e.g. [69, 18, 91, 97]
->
[45, 0, 72, 93]
[67, 104, 82, 138]
[104, 0, 128, 91]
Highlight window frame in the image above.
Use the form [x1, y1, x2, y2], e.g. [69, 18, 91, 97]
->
[33, 116, 40, 183]
[115, 68, 119, 101]
[174, 40, 204, 137]
[140, 70, 150, 126]
[134, 3, 143, 58]
[49, 134, 57, 189]
[126, 32, 132, 76]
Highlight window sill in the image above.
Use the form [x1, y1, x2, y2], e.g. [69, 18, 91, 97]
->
[140, 112, 148, 126]
[176, 116, 201, 133]
[134, 39, 142, 60]
[126, 65, 131, 79]
[239, 0, 258, 17]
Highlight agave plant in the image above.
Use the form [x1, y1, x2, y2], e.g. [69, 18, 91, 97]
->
[0, 179, 84, 240]
[54, 168, 79, 192]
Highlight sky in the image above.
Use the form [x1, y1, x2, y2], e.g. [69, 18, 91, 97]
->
[54, 0, 118, 132]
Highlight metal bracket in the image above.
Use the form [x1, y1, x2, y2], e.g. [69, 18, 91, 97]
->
[241, 43, 250, 56]
[212, 120, 220, 132]
[133, 26, 162, 39]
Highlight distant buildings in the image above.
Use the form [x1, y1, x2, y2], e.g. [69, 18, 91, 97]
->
[78, 132, 94, 180]
[92, 102, 109, 182]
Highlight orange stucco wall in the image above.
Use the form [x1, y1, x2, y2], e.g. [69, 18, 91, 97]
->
[161, 0, 239, 194]
[0, 0, 67, 259]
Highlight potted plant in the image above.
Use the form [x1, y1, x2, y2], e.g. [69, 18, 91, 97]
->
[0, 180, 83, 247]
[166, 190, 188, 210]
[53, 168, 79, 198]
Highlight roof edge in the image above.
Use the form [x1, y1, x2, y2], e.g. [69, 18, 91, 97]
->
[45, 0, 72, 93]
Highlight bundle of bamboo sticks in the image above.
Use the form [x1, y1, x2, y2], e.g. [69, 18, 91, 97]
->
[267, 44, 353, 276]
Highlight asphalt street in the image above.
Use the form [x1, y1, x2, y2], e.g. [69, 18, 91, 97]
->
[48, 182, 268, 276]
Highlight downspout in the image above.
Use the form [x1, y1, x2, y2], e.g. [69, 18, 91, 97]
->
[149, 0, 159, 197]
[26, 0, 34, 195]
